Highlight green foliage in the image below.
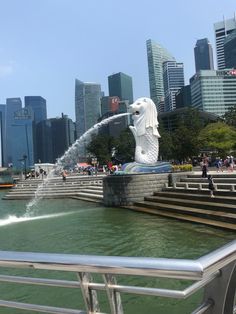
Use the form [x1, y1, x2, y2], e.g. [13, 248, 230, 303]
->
[224, 105, 236, 127]
[86, 133, 115, 164]
[198, 122, 236, 156]
[172, 164, 193, 172]
[159, 122, 174, 160]
[171, 108, 203, 161]
[86, 128, 135, 165]
[113, 128, 135, 163]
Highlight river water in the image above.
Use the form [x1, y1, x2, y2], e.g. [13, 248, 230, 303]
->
[0, 190, 234, 314]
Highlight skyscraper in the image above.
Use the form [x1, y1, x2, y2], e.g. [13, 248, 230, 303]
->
[0, 105, 6, 167]
[10, 107, 35, 168]
[214, 15, 236, 70]
[25, 96, 47, 124]
[190, 69, 236, 116]
[108, 72, 133, 104]
[5, 98, 22, 167]
[194, 38, 214, 72]
[224, 29, 236, 68]
[75, 79, 102, 138]
[163, 61, 185, 112]
[146, 39, 175, 111]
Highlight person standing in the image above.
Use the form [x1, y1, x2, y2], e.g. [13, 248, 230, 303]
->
[201, 160, 208, 178]
[208, 175, 215, 198]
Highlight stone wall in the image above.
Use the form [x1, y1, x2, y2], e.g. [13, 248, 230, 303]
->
[103, 173, 169, 206]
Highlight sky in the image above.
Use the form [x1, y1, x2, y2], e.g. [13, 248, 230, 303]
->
[0, 0, 235, 120]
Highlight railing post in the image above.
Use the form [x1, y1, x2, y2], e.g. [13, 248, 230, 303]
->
[200, 261, 236, 314]
[77, 272, 100, 313]
[103, 274, 123, 314]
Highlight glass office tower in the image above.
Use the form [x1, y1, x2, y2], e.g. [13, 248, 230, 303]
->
[75, 79, 101, 138]
[25, 96, 47, 124]
[214, 15, 236, 70]
[224, 29, 236, 68]
[146, 39, 175, 111]
[194, 38, 214, 72]
[163, 61, 185, 112]
[190, 69, 236, 116]
[108, 72, 133, 104]
[10, 107, 35, 168]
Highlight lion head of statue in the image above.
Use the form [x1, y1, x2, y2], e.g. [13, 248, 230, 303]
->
[129, 97, 160, 137]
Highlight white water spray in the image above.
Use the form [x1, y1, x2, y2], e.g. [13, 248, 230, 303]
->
[0, 212, 76, 227]
[26, 112, 131, 211]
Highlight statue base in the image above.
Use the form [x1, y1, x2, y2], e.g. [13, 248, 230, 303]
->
[121, 161, 172, 174]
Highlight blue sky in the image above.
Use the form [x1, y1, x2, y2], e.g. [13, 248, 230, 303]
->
[0, 0, 235, 119]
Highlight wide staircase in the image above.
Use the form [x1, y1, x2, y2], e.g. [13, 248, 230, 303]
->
[126, 172, 236, 231]
[2, 175, 104, 203]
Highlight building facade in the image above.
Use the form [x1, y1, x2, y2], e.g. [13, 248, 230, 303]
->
[24, 96, 47, 124]
[108, 72, 133, 104]
[163, 61, 185, 112]
[190, 69, 236, 116]
[75, 79, 102, 138]
[224, 29, 236, 68]
[194, 38, 214, 72]
[175, 85, 192, 109]
[0, 105, 6, 167]
[146, 39, 175, 111]
[10, 107, 35, 169]
[214, 15, 236, 70]
[5, 98, 22, 167]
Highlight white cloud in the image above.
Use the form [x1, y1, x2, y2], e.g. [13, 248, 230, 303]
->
[0, 64, 14, 77]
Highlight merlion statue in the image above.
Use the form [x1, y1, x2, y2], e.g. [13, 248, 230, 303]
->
[129, 97, 160, 164]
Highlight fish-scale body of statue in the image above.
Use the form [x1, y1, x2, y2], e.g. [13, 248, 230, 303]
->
[129, 97, 160, 164]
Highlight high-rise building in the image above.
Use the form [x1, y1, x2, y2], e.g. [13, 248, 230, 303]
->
[194, 38, 214, 72]
[146, 39, 175, 110]
[50, 114, 76, 162]
[163, 61, 185, 112]
[108, 72, 133, 104]
[10, 107, 35, 168]
[75, 79, 102, 138]
[35, 120, 53, 163]
[5, 98, 22, 167]
[175, 85, 192, 109]
[224, 29, 236, 68]
[0, 105, 6, 167]
[190, 69, 236, 116]
[25, 96, 47, 124]
[214, 15, 236, 70]
[101, 96, 120, 116]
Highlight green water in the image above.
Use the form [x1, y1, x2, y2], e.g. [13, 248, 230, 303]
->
[0, 190, 234, 314]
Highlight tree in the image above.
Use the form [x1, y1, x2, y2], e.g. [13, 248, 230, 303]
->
[171, 108, 203, 161]
[113, 128, 135, 163]
[224, 105, 236, 127]
[158, 122, 174, 160]
[198, 122, 236, 157]
[86, 134, 115, 165]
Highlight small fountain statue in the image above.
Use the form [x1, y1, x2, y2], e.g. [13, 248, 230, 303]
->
[122, 97, 171, 173]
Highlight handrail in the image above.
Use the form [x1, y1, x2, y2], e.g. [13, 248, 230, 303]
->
[0, 240, 235, 279]
[0, 240, 234, 313]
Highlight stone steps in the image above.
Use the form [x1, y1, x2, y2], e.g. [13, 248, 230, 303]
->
[155, 190, 236, 205]
[146, 195, 236, 213]
[133, 200, 236, 224]
[125, 205, 236, 231]
[3, 176, 104, 203]
[124, 172, 236, 231]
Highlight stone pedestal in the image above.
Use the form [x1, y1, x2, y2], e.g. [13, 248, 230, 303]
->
[103, 173, 169, 206]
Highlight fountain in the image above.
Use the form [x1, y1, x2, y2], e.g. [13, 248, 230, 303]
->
[26, 112, 131, 211]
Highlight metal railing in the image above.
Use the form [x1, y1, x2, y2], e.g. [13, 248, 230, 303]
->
[0, 240, 235, 313]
